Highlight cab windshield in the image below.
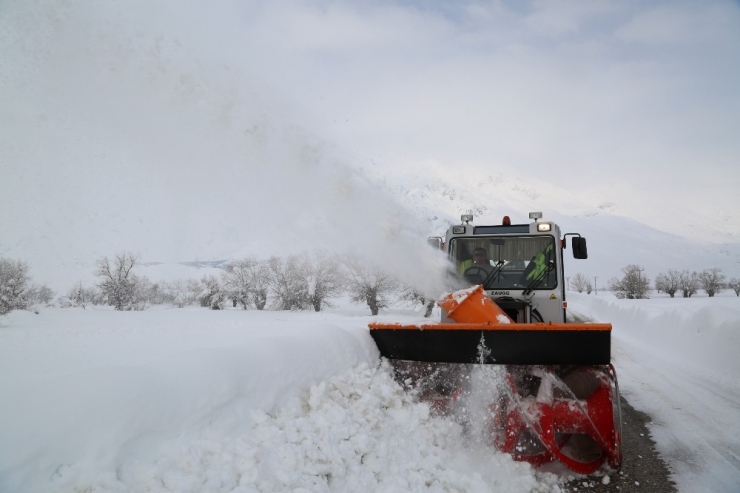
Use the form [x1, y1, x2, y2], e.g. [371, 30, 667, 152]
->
[449, 236, 557, 290]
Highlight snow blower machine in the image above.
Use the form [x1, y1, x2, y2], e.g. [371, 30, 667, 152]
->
[369, 213, 621, 475]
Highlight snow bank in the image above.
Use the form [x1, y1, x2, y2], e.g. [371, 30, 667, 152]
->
[570, 292, 740, 384]
[0, 308, 378, 492]
[0, 307, 560, 493]
[569, 293, 740, 493]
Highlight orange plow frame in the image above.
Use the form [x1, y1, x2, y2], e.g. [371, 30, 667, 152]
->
[369, 286, 612, 366]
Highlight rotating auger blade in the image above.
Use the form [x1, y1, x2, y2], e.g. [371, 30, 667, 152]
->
[491, 365, 622, 475]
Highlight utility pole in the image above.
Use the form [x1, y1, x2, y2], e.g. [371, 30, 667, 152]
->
[594, 276, 598, 295]
[636, 267, 644, 298]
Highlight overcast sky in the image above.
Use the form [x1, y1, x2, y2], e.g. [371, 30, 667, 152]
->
[1, 0, 739, 284]
[254, 0, 740, 234]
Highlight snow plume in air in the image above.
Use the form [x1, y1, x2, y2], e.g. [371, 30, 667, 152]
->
[0, 0, 449, 296]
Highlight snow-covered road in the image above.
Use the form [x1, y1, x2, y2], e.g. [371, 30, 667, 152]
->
[572, 293, 740, 492]
[613, 338, 740, 492]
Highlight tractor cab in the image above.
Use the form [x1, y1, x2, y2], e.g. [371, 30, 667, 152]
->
[444, 212, 587, 324]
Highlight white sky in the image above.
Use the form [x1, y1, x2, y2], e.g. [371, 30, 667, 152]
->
[1, 0, 739, 279]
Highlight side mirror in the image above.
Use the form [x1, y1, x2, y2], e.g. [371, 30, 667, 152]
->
[427, 237, 443, 250]
[572, 237, 588, 259]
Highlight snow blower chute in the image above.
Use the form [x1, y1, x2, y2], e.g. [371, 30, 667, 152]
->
[369, 213, 622, 475]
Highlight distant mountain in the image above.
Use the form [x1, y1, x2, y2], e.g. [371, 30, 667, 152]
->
[5, 159, 739, 294]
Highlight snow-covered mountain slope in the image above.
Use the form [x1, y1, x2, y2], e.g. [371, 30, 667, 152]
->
[5, 157, 738, 295]
[358, 162, 740, 284]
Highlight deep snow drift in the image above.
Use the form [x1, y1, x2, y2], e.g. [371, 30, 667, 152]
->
[1, 293, 739, 492]
[0, 306, 558, 493]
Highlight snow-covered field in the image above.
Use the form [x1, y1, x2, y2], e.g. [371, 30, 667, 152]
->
[1, 293, 739, 492]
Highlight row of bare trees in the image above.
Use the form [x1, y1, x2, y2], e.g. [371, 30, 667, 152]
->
[569, 265, 740, 299]
[215, 252, 432, 315]
[55, 251, 433, 316]
[653, 268, 736, 298]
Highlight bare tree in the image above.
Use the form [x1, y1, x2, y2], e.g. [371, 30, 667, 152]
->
[4, 281, 54, 309]
[145, 282, 169, 305]
[729, 278, 740, 297]
[35, 285, 55, 305]
[679, 270, 701, 298]
[299, 250, 344, 312]
[654, 269, 681, 298]
[161, 279, 200, 307]
[199, 275, 225, 309]
[0, 258, 33, 315]
[608, 264, 650, 299]
[222, 257, 259, 309]
[267, 255, 308, 310]
[130, 276, 152, 310]
[95, 252, 150, 310]
[570, 273, 590, 293]
[342, 255, 398, 315]
[398, 284, 436, 317]
[251, 263, 270, 310]
[65, 282, 98, 309]
[699, 268, 725, 297]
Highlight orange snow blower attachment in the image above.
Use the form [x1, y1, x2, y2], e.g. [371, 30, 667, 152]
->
[369, 285, 621, 475]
